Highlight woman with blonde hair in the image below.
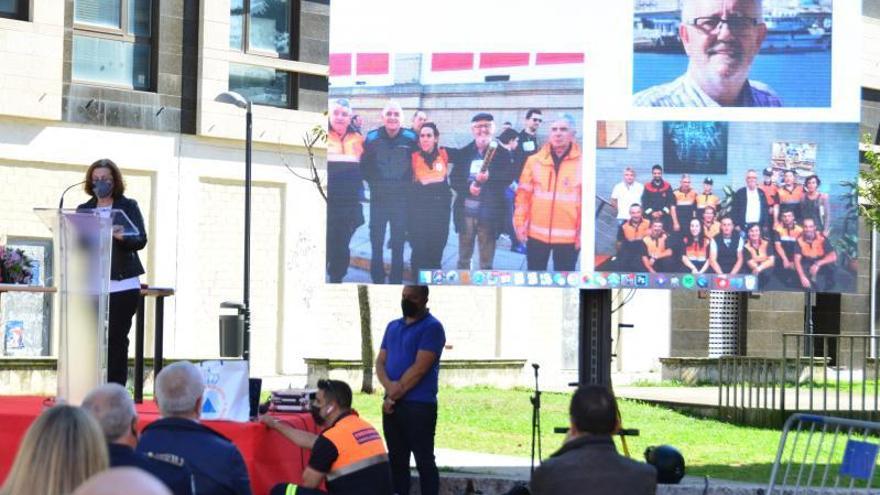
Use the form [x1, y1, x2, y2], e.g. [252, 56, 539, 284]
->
[0, 405, 109, 495]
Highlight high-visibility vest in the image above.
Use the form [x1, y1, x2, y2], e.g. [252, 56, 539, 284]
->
[411, 148, 450, 185]
[778, 185, 804, 207]
[684, 237, 710, 262]
[674, 189, 697, 221]
[696, 193, 719, 211]
[797, 233, 830, 260]
[514, 143, 582, 244]
[774, 223, 803, 243]
[643, 234, 669, 258]
[328, 129, 364, 163]
[745, 239, 771, 263]
[703, 221, 720, 239]
[322, 414, 389, 482]
[620, 219, 650, 242]
[759, 183, 779, 206]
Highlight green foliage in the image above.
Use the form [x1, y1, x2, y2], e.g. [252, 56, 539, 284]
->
[858, 134, 880, 230]
[834, 178, 861, 266]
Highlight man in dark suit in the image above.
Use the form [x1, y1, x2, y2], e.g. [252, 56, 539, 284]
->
[82, 383, 194, 495]
[137, 361, 252, 495]
[730, 169, 770, 232]
[530, 385, 656, 495]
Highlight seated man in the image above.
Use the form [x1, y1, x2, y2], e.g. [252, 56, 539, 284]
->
[263, 379, 393, 495]
[615, 204, 651, 271]
[795, 217, 837, 290]
[641, 219, 674, 273]
[137, 361, 252, 495]
[710, 217, 743, 275]
[530, 385, 656, 495]
[82, 383, 194, 495]
[773, 210, 803, 287]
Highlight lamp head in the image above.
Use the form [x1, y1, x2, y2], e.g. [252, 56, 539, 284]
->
[215, 91, 249, 110]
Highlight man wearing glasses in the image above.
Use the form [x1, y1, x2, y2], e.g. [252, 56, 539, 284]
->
[634, 0, 781, 107]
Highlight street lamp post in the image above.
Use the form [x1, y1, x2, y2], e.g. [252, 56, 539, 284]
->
[215, 91, 253, 363]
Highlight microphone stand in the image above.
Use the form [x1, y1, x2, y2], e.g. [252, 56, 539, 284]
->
[529, 363, 542, 476]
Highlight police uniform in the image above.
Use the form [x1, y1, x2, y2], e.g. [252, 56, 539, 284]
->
[273, 412, 393, 495]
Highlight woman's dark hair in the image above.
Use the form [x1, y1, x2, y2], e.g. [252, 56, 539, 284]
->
[84, 158, 126, 199]
[687, 217, 706, 248]
[804, 174, 821, 187]
[419, 122, 440, 139]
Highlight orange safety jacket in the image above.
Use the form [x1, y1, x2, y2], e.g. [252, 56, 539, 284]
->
[619, 219, 650, 241]
[774, 223, 803, 243]
[322, 413, 389, 482]
[777, 184, 803, 207]
[643, 234, 671, 258]
[328, 129, 364, 162]
[797, 233, 830, 260]
[696, 193, 720, 211]
[684, 237, 711, 262]
[514, 143, 582, 244]
[744, 239, 772, 262]
[702, 221, 720, 239]
[759, 183, 779, 207]
[674, 189, 697, 221]
[411, 148, 450, 185]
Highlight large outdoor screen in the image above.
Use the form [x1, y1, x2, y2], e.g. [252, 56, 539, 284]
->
[327, 0, 861, 293]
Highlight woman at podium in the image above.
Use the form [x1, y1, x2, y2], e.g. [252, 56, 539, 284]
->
[78, 158, 148, 386]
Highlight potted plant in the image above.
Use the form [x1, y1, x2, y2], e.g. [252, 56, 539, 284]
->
[0, 247, 34, 284]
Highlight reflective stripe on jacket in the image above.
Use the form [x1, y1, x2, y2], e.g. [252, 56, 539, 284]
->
[514, 143, 582, 244]
[323, 414, 389, 482]
[328, 129, 364, 163]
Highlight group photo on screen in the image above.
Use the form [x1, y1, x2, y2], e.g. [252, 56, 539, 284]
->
[594, 121, 859, 293]
[632, 0, 832, 107]
[326, 52, 585, 284]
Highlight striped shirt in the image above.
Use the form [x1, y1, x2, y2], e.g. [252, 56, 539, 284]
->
[633, 73, 782, 107]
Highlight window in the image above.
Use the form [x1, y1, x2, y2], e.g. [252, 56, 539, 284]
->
[0, 0, 28, 20]
[228, 63, 291, 108]
[230, 0, 296, 58]
[72, 0, 153, 90]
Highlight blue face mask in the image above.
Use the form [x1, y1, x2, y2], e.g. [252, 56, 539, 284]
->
[93, 179, 113, 199]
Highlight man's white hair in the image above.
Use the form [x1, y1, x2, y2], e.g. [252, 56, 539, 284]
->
[681, 0, 763, 24]
[82, 383, 136, 441]
[552, 113, 578, 135]
[382, 100, 402, 116]
[154, 361, 205, 418]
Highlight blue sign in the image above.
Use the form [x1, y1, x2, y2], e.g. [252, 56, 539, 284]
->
[840, 440, 879, 480]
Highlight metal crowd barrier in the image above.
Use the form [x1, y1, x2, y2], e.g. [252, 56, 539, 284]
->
[767, 414, 880, 493]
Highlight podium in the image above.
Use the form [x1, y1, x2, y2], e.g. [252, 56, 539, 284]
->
[34, 208, 139, 404]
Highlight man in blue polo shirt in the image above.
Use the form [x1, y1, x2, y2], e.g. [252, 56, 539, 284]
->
[375, 285, 446, 495]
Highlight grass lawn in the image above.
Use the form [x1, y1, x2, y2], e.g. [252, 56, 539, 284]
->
[351, 387, 783, 484]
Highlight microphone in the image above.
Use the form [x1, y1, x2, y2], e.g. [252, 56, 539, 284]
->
[58, 181, 86, 209]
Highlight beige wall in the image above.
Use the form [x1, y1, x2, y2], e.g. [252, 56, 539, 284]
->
[0, 0, 64, 121]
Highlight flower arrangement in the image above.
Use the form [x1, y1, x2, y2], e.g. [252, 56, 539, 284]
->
[0, 247, 34, 284]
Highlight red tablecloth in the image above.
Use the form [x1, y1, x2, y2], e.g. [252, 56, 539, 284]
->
[0, 397, 316, 495]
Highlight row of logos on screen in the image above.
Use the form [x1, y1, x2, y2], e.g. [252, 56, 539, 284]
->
[418, 270, 760, 291]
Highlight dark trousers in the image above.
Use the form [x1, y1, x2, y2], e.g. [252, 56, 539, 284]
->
[326, 203, 362, 283]
[370, 194, 407, 284]
[409, 207, 450, 278]
[383, 401, 439, 495]
[526, 238, 579, 271]
[108, 289, 140, 385]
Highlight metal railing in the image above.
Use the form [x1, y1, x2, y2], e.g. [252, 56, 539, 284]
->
[719, 334, 880, 426]
[767, 414, 880, 493]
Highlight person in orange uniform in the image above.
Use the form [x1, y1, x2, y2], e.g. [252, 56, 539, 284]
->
[743, 223, 774, 286]
[615, 204, 651, 271]
[773, 210, 803, 287]
[701, 205, 721, 239]
[758, 167, 779, 222]
[326, 98, 365, 283]
[408, 123, 452, 276]
[776, 169, 803, 224]
[641, 219, 674, 273]
[514, 114, 582, 271]
[795, 217, 837, 290]
[695, 177, 720, 221]
[262, 379, 393, 495]
[681, 218, 712, 274]
[672, 174, 697, 233]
